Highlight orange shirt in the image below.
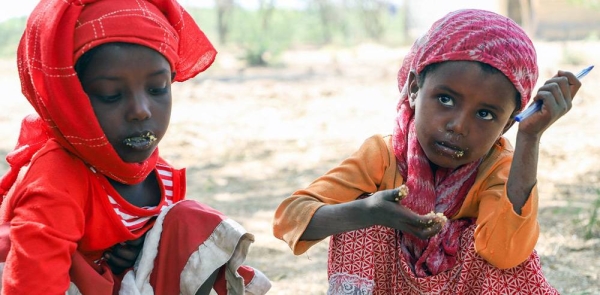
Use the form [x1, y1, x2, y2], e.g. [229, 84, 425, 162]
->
[273, 134, 539, 269]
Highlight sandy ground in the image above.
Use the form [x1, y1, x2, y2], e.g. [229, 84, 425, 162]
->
[1, 41, 599, 294]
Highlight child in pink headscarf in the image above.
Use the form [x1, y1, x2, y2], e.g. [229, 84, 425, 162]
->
[273, 9, 581, 294]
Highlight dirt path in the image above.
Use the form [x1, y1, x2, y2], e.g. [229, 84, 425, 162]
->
[1, 41, 599, 294]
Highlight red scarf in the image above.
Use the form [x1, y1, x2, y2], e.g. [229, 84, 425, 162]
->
[1, 0, 216, 198]
[391, 9, 538, 276]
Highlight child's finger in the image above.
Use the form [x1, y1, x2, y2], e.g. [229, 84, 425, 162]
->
[537, 82, 568, 114]
[555, 70, 581, 98]
[109, 244, 139, 261]
[395, 205, 448, 231]
[103, 252, 133, 274]
[124, 234, 146, 247]
[380, 186, 409, 203]
[403, 220, 444, 240]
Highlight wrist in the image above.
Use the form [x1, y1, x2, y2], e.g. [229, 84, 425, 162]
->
[360, 197, 380, 227]
[516, 130, 541, 145]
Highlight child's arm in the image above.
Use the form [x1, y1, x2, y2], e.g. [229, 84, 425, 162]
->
[274, 135, 442, 254]
[507, 70, 581, 214]
[300, 190, 443, 241]
[3, 184, 85, 294]
[1, 144, 89, 294]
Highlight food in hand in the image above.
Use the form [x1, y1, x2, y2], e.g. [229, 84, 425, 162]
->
[395, 184, 409, 202]
[423, 211, 448, 226]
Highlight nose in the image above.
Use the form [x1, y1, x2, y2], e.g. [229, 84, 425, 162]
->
[446, 111, 468, 136]
[126, 92, 151, 121]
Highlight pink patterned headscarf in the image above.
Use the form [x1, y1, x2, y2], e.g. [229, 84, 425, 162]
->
[392, 9, 538, 276]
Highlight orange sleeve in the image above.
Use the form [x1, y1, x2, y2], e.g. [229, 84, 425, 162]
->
[456, 138, 539, 269]
[273, 134, 397, 255]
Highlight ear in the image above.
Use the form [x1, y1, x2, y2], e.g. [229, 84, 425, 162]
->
[501, 115, 517, 134]
[407, 71, 419, 108]
[408, 70, 419, 95]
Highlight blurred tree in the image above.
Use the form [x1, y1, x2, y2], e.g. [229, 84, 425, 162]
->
[259, 0, 276, 30]
[215, 0, 236, 44]
[507, 0, 534, 36]
[243, 0, 277, 66]
[353, 0, 387, 41]
[312, 0, 337, 43]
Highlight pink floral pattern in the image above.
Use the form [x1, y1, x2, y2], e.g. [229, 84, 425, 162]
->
[328, 225, 559, 294]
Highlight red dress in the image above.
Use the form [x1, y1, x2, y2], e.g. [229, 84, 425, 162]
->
[0, 140, 270, 294]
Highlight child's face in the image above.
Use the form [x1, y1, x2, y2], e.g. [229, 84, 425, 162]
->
[78, 44, 172, 163]
[410, 61, 518, 169]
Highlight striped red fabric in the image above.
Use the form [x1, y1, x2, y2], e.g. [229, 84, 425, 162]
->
[108, 164, 175, 232]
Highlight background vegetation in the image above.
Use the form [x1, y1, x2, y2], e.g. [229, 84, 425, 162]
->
[0, 1, 599, 293]
[0, 1, 407, 64]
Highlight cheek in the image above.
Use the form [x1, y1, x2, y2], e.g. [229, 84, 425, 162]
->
[470, 125, 502, 152]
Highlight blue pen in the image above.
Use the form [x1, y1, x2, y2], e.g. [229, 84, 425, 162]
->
[515, 65, 594, 122]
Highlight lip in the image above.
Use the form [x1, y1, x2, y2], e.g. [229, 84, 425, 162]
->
[122, 131, 158, 151]
[434, 141, 465, 159]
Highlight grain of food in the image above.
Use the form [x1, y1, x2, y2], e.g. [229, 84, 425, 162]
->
[423, 211, 448, 225]
[395, 184, 409, 202]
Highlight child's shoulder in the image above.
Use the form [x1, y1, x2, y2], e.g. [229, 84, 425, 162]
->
[23, 139, 92, 185]
[31, 139, 88, 169]
[477, 136, 514, 178]
[354, 134, 393, 158]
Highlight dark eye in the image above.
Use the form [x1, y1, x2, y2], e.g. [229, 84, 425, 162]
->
[438, 96, 454, 106]
[148, 86, 169, 96]
[94, 94, 121, 103]
[477, 110, 494, 120]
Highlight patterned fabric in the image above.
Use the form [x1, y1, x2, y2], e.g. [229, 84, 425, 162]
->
[328, 224, 558, 294]
[108, 163, 175, 232]
[0, 0, 217, 199]
[63, 200, 272, 294]
[389, 9, 539, 276]
[395, 9, 538, 112]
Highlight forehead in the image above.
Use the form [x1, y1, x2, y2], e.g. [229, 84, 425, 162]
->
[78, 43, 171, 77]
[422, 61, 518, 110]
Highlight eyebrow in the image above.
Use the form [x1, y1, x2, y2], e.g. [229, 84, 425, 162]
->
[84, 68, 171, 84]
[435, 85, 506, 113]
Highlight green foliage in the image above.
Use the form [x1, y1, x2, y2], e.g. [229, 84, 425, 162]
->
[0, 17, 26, 58]
[188, 5, 407, 67]
[0, 6, 408, 66]
[584, 188, 600, 240]
[228, 8, 296, 66]
[567, 0, 600, 9]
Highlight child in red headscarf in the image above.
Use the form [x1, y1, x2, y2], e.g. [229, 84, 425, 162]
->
[273, 9, 582, 294]
[0, 0, 271, 294]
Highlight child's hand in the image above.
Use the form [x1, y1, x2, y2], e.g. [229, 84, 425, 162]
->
[365, 188, 446, 240]
[518, 70, 581, 136]
[104, 234, 146, 275]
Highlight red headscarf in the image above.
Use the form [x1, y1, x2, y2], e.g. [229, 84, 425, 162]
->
[1, 0, 216, 197]
[392, 9, 538, 276]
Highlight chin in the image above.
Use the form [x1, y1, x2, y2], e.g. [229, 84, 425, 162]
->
[427, 156, 465, 170]
[119, 150, 156, 164]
